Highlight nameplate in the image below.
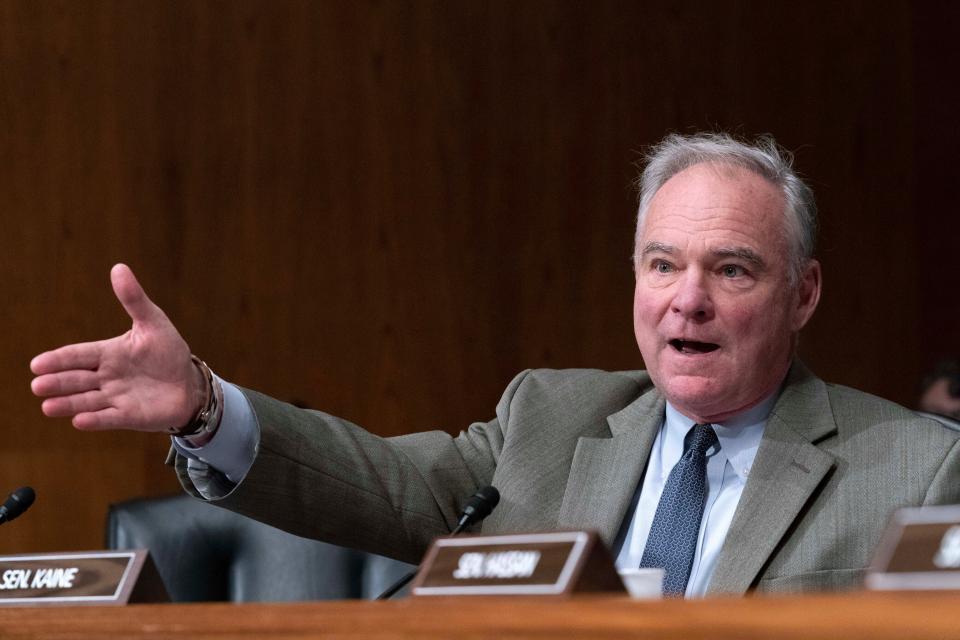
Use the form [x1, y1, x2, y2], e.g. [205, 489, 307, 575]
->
[411, 530, 625, 596]
[866, 504, 960, 591]
[0, 550, 167, 606]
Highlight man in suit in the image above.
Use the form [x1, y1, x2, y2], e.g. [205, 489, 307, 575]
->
[31, 133, 960, 596]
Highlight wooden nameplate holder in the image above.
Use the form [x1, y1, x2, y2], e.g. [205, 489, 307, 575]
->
[411, 530, 625, 596]
[0, 550, 168, 606]
[866, 504, 960, 591]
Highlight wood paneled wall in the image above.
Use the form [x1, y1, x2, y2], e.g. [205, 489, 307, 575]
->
[0, 1, 957, 553]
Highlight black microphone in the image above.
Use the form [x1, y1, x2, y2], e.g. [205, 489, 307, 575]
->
[453, 486, 500, 532]
[0, 487, 36, 525]
[376, 485, 500, 600]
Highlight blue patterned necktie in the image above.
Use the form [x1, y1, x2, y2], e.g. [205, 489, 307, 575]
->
[639, 423, 719, 596]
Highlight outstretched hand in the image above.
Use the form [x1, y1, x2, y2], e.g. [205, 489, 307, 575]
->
[30, 264, 205, 433]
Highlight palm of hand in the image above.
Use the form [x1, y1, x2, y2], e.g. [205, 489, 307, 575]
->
[31, 264, 200, 433]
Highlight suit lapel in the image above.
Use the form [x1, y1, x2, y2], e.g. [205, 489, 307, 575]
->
[557, 390, 665, 547]
[707, 362, 837, 595]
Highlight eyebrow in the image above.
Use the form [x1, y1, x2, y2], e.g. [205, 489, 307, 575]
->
[639, 242, 767, 270]
[712, 247, 766, 270]
[640, 241, 675, 257]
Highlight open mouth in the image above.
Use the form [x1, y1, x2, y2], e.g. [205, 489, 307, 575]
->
[669, 339, 720, 354]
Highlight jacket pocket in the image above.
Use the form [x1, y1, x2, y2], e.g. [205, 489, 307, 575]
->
[756, 568, 865, 593]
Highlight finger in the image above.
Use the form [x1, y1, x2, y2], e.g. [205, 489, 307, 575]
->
[41, 390, 111, 418]
[110, 263, 169, 328]
[30, 342, 104, 375]
[73, 408, 137, 432]
[31, 370, 101, 398]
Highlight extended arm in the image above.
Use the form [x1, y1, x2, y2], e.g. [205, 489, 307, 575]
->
[31, 264, 503, 563]
[171, 385, 503, 563]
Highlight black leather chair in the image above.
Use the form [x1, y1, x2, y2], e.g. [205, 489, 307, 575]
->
[106, 494, 413, 602]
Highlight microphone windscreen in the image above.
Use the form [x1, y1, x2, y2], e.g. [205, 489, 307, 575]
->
[474, 486, 500, 510]
[1, 486, 36, 522]
[462, 486, 500, 524]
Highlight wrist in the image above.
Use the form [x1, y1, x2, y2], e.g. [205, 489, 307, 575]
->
[169, 356, 223, 445]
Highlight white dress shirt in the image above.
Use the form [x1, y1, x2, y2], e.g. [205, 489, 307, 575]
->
[613, 396, 773, 597]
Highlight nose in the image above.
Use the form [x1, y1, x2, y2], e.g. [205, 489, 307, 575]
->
[671, 270, 714, 321]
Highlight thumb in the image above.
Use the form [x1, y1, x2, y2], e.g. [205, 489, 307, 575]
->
[110, 263, 167, 327]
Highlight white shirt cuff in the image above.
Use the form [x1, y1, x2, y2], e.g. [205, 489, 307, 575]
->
[172, 376, 259, 484]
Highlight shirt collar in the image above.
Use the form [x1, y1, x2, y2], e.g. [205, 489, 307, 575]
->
[663, 394, 776, 482]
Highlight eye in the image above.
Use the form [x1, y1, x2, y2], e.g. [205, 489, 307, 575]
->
[721, 264, 745, 278]
[653, 260, 674, 274]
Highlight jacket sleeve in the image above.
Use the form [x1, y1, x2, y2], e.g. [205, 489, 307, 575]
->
[172, 371, 530, 563]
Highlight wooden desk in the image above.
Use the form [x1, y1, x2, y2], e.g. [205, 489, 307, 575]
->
[0, 591, 957, 639]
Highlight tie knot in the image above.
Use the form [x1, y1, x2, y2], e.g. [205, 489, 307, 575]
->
[685, 423, 718, 456]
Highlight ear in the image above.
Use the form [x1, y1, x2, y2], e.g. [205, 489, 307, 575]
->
[791, 259, 822, 331]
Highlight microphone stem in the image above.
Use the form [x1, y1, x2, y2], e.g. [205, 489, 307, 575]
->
[375, 570, 416, 600]
[375, 520, 470, 600]
[374, 486, 498, 601]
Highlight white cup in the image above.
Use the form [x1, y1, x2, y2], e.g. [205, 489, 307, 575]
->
[617, 568, 664, 599]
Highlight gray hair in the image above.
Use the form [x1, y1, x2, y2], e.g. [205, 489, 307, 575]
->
[634, 132, 818, 284]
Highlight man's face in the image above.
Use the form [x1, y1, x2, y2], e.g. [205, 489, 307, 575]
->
[633, 163, 821, 423]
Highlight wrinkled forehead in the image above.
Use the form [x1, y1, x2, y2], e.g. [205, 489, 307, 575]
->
[638, 162, 790, 251]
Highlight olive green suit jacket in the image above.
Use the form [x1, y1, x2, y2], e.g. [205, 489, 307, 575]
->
[175, 362, 960, 595]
